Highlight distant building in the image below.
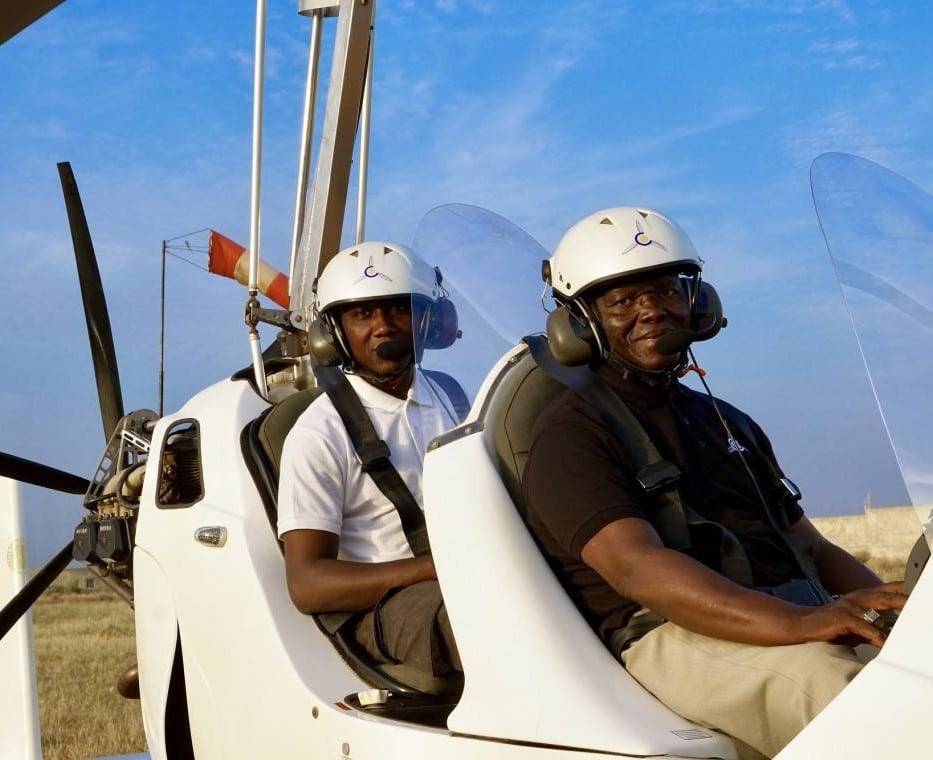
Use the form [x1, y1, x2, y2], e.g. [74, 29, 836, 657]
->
[812, 505, 919, 560]
[57, 567, 100, 593]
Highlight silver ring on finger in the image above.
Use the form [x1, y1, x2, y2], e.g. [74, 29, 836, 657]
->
[862, 607, 881, 624]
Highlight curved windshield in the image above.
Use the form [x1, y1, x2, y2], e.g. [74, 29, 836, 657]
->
[413, 204, 550, 344]
[811, 152, 933, 546]
[408, 204, 550, 432]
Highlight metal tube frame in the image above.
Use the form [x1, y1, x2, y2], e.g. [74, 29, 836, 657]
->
[289, 10, 324, 297]
[355, 18, 375, 245]
[247, 0, 269, 400]
[291, 0, 375, 317]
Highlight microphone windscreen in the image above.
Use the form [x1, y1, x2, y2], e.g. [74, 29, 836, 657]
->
[375, 339, 411, 361]
[654, 329, 694, 355]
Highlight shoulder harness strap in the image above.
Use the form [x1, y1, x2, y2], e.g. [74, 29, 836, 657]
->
[524, 335, 755, 588]
[313, 366, 431, 557]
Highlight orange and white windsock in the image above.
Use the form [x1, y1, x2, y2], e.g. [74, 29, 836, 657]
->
[207, 230, 290, 308]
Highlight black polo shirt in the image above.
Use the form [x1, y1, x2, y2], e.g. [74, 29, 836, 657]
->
[521, 367, 805, 646]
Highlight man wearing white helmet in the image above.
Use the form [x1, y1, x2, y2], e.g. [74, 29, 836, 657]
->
[277, 241, 464, 682]
[523, 208, 905, 758]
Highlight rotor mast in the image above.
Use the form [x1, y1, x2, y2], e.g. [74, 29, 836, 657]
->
[245, 0, 376, 397]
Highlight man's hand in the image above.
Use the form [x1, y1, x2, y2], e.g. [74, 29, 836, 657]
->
[791, 582, 907, 648]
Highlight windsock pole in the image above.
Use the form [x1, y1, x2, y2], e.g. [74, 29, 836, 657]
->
[159, 240, 167, 416]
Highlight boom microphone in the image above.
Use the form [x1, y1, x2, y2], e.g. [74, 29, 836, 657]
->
[654, 329, 695, 355]
[375, 339, 412, 361]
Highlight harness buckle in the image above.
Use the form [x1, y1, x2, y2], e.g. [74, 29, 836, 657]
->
[358, 440, 392, 472]
[636, 460, 681, 494]
[780, 477, 801, 501]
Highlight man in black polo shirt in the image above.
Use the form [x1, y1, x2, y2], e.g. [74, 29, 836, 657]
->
[523, 207, 906, 759]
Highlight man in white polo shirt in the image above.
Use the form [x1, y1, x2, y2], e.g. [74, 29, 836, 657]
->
[278, 241, 463, 679]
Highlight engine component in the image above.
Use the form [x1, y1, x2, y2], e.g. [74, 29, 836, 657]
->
[96, 517, 132, 562]
[85, 409, 158, 510]
[72, 520, 99, 563]
[157, 420, 204, 508]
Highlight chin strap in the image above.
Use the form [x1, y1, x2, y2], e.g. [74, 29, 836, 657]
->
[348, 359, 415, 390]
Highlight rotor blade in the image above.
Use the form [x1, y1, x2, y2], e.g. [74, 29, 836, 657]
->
[0, 541, 73, 642]
[57, 162, 125, 442]
[0, 452, 89, 495]
[0, 0, 65, 47]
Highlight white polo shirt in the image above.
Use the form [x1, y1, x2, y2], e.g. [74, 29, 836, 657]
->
[277, 370, 459, 563]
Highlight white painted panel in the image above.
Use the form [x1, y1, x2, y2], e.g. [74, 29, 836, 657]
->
[778, 561, 933, 759]
[424, 433, 736, 759]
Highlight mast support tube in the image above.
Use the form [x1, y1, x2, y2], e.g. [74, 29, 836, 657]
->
[289, 11, 324, 296]
[355, 21, 374, 244]
[292, 0, 375, 316]
[248, 0, 267, 292]
[249, 329, 269, 400]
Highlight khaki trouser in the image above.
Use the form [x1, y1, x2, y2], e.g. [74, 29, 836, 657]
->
[621, 622, 864, 759]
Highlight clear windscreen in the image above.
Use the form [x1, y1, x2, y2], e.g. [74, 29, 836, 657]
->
[811, 152, 933, 545]
[408, 204, 551, 436]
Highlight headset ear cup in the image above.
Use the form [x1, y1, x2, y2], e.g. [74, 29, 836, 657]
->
[307, 318, 342, 367]
[546, 306, 599, 366]
[423, 298, 460, 350]
[691, 281, 725, 342]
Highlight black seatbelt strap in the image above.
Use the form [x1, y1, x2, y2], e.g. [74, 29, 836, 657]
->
[313, 366, 431, 557]
[524, 335, 755, 588]
[423, 369, 470, 422]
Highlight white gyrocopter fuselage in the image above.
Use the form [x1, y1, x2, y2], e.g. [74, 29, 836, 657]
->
[2, 2, 933, 760]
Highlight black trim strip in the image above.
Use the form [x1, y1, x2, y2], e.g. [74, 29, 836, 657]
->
[427, 346, 530, 452]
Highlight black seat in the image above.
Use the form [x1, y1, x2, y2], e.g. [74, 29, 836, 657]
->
[240, 385, 461, 698]
[484, 346, 566, 517]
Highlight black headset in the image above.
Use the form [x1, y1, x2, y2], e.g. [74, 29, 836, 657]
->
[543, 264, 726, 368]
[307, 265, 461, 368]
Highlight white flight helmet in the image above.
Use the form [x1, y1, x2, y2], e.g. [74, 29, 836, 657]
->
[314, 240, 441, 313]
[309, 240, 458, 368]
[546, 207, 702, 299]
[543, 207, 723, 371]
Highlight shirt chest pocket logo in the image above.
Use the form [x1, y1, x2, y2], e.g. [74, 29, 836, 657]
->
[726, 436, 748, 455]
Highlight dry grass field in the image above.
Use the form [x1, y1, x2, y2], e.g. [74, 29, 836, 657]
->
[30, 513, 917, 758]
[33, 577, 145, 760]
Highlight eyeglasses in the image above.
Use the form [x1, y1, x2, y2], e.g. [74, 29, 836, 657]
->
[601, 283, 687, 315]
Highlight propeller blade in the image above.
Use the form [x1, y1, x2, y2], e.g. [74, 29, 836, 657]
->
[0, 541, 73, 642]
[0, 0, 66, 47]
[0, 452, 89, 495]
[57, 162, 125, 442]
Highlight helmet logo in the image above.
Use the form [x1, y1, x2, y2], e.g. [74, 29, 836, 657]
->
[634, 231, 652, 246]
[355, 255, 393, 284]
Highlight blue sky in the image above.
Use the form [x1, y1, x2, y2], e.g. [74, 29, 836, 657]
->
[2, 0, 932, 565]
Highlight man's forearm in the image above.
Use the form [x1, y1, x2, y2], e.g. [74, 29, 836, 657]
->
[814, 540, 883, 595]
[289, 555, 435, 614]
[618, 546, 810, 646]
